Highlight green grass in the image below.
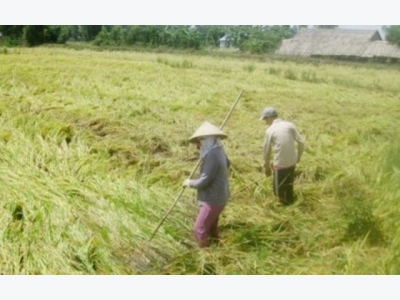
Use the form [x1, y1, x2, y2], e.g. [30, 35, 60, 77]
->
[0, 46, 399, 274]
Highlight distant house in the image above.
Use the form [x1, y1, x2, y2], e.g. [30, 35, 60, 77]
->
[276, 28, 400, 60]
[219, 35, 231, 50]
[363, 40, 400, 59]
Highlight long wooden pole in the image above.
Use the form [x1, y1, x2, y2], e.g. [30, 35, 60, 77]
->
[149, 90, 243, 241]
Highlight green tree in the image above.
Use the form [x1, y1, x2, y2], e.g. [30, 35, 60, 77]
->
[226, 25, 252, 49]
[237, 25, 295, 54]
[65, 26, 81, 41]
[122, 25, 162, 46]
[23, 26, 68, 46]
[0, 25, 25, 38]
[23, 25, 45, 46]
[94, 26, 112, 45]
[57, 26, 72, 43]
[165, 25, 201, 49]
[110, 26, 124, 44]
[195, 25, 226, 47]
[0, 25, 25, 46]
[43, 26, 62, 43]
[384, 25, 400, 46]
[78, 25, 103, 41]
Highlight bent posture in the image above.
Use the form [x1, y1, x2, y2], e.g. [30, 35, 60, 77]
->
[260, 107, 305, 206]
[183, 121, 230, 248]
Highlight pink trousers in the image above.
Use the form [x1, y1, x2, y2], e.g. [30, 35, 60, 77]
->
[193, 203, 225, 248]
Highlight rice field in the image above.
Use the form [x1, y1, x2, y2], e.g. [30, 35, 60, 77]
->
[0, 46, 399, 274]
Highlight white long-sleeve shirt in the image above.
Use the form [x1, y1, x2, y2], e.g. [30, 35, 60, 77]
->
[263, 118, 305, 169]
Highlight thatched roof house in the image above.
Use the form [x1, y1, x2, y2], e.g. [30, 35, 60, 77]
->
[276, 28, 400, 59]
[364, 40, 400, 58]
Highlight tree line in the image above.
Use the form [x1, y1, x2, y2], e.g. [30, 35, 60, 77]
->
[0, 25, 297, 53]
[1, 26, 399, 53]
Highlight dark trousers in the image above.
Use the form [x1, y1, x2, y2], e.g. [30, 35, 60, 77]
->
[273, 166, 295, 205]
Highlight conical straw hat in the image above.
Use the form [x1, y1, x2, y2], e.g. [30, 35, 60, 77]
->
[189, 121, 227, 143]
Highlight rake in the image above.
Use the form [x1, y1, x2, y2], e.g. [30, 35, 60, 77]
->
[129, 90, 243, 273]
[149, 90, 243, 241]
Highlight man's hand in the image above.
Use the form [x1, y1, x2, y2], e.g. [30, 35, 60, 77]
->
[264, 167, 272, 177]
[182, 179, 192, 187]
[264, 163, 272, 177]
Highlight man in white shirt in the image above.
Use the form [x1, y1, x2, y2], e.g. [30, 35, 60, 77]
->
[260, 107, 305, 206]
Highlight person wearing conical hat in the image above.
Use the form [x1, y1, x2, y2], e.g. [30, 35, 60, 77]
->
[183, 121, 230, 248]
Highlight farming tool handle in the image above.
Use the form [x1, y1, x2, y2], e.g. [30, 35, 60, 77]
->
[148, 90, 243, 241]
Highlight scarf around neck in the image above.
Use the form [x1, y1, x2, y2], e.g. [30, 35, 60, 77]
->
[200, 136, 222, 159]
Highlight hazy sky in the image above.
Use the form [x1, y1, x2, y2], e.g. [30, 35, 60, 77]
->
[3, 1, 397, 33]
[338, 25, 386, 38]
